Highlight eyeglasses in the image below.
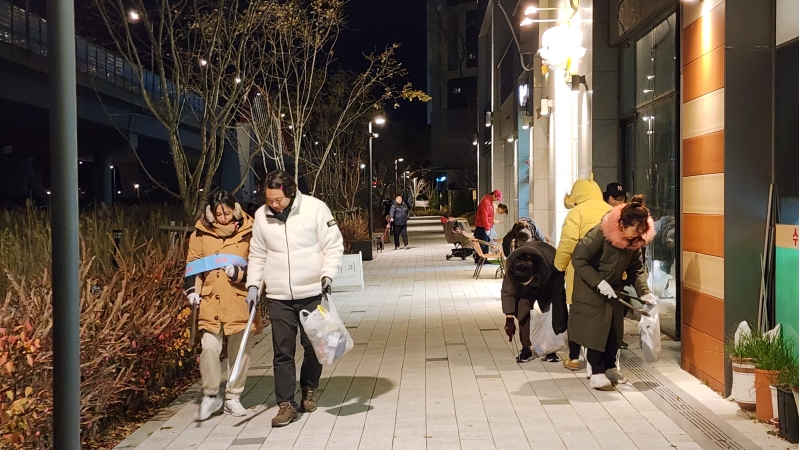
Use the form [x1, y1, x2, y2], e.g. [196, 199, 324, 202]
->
[266, 197, 287, 206]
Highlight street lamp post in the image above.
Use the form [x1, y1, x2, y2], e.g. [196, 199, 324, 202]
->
[394, 158, 404, 197]
[368, 116, 386, 239]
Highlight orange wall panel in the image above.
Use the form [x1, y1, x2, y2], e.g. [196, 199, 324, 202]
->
[683, 360, 725, 394]
[681, 324, 725, 386]
[682, 287, 725, 341]
[683, 46, 725, 102]
[683, 214, 725, 257]
[683, 3, 726, 65]
[683, 131, 725, 176]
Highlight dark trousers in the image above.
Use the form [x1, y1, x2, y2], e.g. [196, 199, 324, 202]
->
[568, 340, 581, 360]
[269, 296, 323, 409]
[515, 298, 533, 348]
[393, 224, 408, 248]
[586, 319, 619, 374]
[474, 226, 489, 258]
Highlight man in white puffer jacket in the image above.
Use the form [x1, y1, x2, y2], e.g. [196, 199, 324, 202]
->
[245, 170, 343, 428]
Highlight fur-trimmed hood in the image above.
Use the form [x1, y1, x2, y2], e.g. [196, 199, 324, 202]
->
[505, 241, 556, 286]
[600, 204, 655, 250]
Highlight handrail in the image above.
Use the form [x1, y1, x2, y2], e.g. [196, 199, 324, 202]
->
[0, 0, 203, 111]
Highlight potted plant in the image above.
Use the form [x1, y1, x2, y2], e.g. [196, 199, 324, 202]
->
[339, 215, 372, 261]
[775, 363, 799, 443]
[752, 329, 794, 422]
[727, 329, 758, 411]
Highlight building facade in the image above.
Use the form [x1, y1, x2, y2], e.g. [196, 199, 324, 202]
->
[475, 0, 798, 396]
[427, 0, 480, 190]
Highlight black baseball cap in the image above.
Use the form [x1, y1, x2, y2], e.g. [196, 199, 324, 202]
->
[604, 182, 625, 199]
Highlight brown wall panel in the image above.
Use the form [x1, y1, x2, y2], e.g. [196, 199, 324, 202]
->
[683, 131, 725, 176]
[684, 46, 725, 102]
[683, 3, 726, 65]
[682, 287, 724, 341]
[683, 360, 725, 394]
[683, 214, 725, 257]
[681, 324, 725, 386]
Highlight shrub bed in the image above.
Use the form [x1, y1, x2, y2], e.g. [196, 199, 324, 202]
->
[0, 204, 194, 448]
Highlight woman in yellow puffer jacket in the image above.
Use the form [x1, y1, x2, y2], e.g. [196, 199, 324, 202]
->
[554, 179, 610, 370]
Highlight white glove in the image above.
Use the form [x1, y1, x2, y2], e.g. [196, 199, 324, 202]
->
[224, 264, 241, 280]
[641, 293, 658, 306]
[187, 292, 201, 306]
[597, 280, 617, 299]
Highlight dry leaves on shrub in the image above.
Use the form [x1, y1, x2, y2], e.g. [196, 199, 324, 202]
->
[0, 205, 194, 448]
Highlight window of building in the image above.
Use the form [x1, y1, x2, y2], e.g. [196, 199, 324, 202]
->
[620, 12, 678, 338]
[447, 77, 476, 110]
[466, 9, 478, 68]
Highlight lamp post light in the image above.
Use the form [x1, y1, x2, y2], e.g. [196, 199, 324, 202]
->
[394, 158, 404, 197]
[133, 183, 140, 198]
[368, 116, 386, 239]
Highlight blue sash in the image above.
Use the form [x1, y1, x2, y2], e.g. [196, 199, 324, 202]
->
[185, 254, 247, 277]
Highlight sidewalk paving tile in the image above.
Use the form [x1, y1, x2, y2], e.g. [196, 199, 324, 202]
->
[116, 218, 795, 450]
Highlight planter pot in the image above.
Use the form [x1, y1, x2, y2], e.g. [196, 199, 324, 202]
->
[732, 358, 757, 411]
[350, 241, 373, 261]
[794, 387, 799, 417]
[778, 387, 799, 444]
[755, 368, 780, 422]
[770, 385, 779, 421]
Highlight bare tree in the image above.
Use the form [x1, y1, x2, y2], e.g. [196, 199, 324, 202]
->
[94, 0, 263, 217]
[245, 0, 428, 188]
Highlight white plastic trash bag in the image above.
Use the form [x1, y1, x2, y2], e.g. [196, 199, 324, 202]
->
[300, 295, 354, 365]
[638, 302, 661, 363]
[530, 308, 567, 357]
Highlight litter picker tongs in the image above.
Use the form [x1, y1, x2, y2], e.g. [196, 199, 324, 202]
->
[613, 290, 654, 317]
[227, 289, 259, 389]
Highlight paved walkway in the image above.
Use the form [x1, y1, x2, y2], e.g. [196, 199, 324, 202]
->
[116, 217, 794, 450]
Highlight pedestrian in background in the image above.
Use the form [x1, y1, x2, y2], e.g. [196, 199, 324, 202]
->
[569, 195, 657, 390]
[389, 195, 411, 250]
[246, 170, 344, 427]
[555, 179, 611, 370]
[185, 190, 256, 421]
[603, 182, 626, 207]
[489, 203, 508, 241]
[474, 189, 502, 262]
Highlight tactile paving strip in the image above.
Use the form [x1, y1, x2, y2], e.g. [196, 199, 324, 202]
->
[620, 354, 749, 450]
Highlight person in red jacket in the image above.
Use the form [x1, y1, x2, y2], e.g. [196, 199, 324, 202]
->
[474, 189, 502, 263]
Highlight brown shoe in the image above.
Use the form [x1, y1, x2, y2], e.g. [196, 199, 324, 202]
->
[300, 387, 317, 413]
[271, 402, 299, 428]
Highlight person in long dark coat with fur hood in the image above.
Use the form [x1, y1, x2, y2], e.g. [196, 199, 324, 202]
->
[501, 236, 567, 363]
[569, 195, 658, 390]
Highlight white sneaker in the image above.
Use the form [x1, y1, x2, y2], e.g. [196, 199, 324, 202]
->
[589, 374, 614, 391]
[195, 395, 223, 421]
[605, 368, 628, 385]
[224, 397, 248, 417]
[404, 245, 410, 250]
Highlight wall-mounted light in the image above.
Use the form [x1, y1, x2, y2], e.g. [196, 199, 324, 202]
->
[539, 24, 586, 70]
[485, 111, 493, 128]
[540, 98, 551, 116]
[571, 75, 588, 92]
[507, 135, 515, 143]
[522, 115, 533, 130]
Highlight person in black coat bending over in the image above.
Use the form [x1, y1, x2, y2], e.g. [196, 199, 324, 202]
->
[501, 235, 567, 363]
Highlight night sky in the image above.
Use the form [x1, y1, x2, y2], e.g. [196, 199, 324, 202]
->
[337, 0, 429, 127]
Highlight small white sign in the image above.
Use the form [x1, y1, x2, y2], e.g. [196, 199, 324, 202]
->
[333, 252, 364, 291]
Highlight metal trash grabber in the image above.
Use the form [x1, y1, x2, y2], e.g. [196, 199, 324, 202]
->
[615, 290, 656, 306]
[613, 293, 651, 317]
[227, 300, 258, 389]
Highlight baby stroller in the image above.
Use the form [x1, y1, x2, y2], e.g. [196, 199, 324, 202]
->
[441, 217, 475, 260]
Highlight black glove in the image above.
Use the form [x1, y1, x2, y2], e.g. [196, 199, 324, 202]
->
[504, 317, 516, 342]
[321, 276, 333, 295]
